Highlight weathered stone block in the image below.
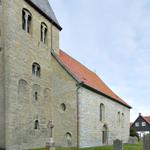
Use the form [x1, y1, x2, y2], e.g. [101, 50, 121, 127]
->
[79, 87, 130, 147]
[143, 134, 150, 150]
[113, 139, 123, 150]
[128, 136, 138, 144]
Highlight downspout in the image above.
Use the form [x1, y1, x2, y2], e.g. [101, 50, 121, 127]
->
[76, 82, 84, 148]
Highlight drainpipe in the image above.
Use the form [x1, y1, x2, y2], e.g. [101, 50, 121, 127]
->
[76, 82, 84, 148]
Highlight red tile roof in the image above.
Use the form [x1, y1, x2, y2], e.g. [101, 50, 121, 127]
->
[144, 116, 150, 124]
[53, 50, 131, 108]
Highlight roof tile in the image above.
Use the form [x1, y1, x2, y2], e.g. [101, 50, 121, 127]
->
[144, 116, 150, 124]
[57, 50, 131, 108]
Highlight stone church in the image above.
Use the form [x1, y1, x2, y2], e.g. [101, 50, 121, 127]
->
[0, 0, 131, 149]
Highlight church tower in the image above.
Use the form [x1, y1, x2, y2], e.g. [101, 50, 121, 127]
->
[0, 0, 62, 149]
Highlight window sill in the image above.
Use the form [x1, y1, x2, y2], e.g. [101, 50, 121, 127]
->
[39, 41, 48, 48]
[22, 29, 32, 35]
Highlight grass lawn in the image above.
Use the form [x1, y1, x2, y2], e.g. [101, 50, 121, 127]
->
[31, 142, 143, 150]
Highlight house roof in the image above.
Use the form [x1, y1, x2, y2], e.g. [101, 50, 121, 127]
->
[144, 116, 150, 124]
[24, 0, 62, 30]
[130, 114, 150, 128]
[52, 50, 131, 109]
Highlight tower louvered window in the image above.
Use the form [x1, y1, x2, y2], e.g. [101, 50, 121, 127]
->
[22, 8, 32, 33]
[41, 22, 48, 44]
[32, 63, 41, 77]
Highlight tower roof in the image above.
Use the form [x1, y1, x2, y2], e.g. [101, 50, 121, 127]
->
[25, 0, 62, 30]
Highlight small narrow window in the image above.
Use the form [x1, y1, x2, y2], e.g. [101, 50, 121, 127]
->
[34, 91, 38, 100]
[60, 103, 66, 112]
[118, 112, 121, 125]
[22, 8, 32, 33]
[41, 22, 48, 44]
[100, 103, 105, 122]
[32, 63, 41, 77]
[102, 125, 108, 144]
[66, 132, 72, 146]
[34, 120, 39, 129]
[121, 113, 124, 128]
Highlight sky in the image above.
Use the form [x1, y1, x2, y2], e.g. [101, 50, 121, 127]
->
[49, 0, 150, 122]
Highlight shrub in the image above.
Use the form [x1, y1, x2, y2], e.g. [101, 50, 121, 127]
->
[130, 127, 139, 141]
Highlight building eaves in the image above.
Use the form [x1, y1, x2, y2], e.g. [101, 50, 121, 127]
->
[24, 0, 62, 30]
[52, 50, 132, 109]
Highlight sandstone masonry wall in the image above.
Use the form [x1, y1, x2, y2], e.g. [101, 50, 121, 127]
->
[51, 56, 78, 147]
[2, 0, 60, 149]
[0, 0, 131, 149]
[78, 87, 130, 148]
[0, 0, 5, 148]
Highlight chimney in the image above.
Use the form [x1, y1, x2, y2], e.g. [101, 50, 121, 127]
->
[139, 113, 141, 116]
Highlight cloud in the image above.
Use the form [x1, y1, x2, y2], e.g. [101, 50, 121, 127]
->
[50, 0, 150, 121]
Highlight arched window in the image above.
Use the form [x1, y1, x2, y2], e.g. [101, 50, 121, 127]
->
[33, 84, 40, 101]
[118, 111, 121, 125]
[34, 120, 39, 129]
[102, 125, 108, 144]
[44, 88, 51, 101]
[100, 103, 105, 122]
[34, 91, 38, 100]
[41, 22, 48, 44]
[66, 132, 72, 147]
[121, 113, 124, 128]
[32, 63, 40, 77]
[22, 8, 32, 33]
[18, 79, 29, 101]
[18, 79, 28, 92]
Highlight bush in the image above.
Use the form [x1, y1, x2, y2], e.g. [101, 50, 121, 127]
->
[130, 127, 139, 141]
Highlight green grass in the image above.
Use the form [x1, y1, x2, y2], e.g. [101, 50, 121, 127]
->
[124, 143, 143, 150]
[31, 142, 143, 150]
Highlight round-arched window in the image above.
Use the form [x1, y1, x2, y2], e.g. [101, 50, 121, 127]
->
[66, 132, 72, 146]
[22, 8, 32, 33]
[41, 22, 48, 44]
[34, 120, 39, 129]
[100, 103, 105, 122]
[32, 62, 41, 77]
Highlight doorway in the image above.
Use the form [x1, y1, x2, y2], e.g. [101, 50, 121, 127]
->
[102, 124, 108, 144]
